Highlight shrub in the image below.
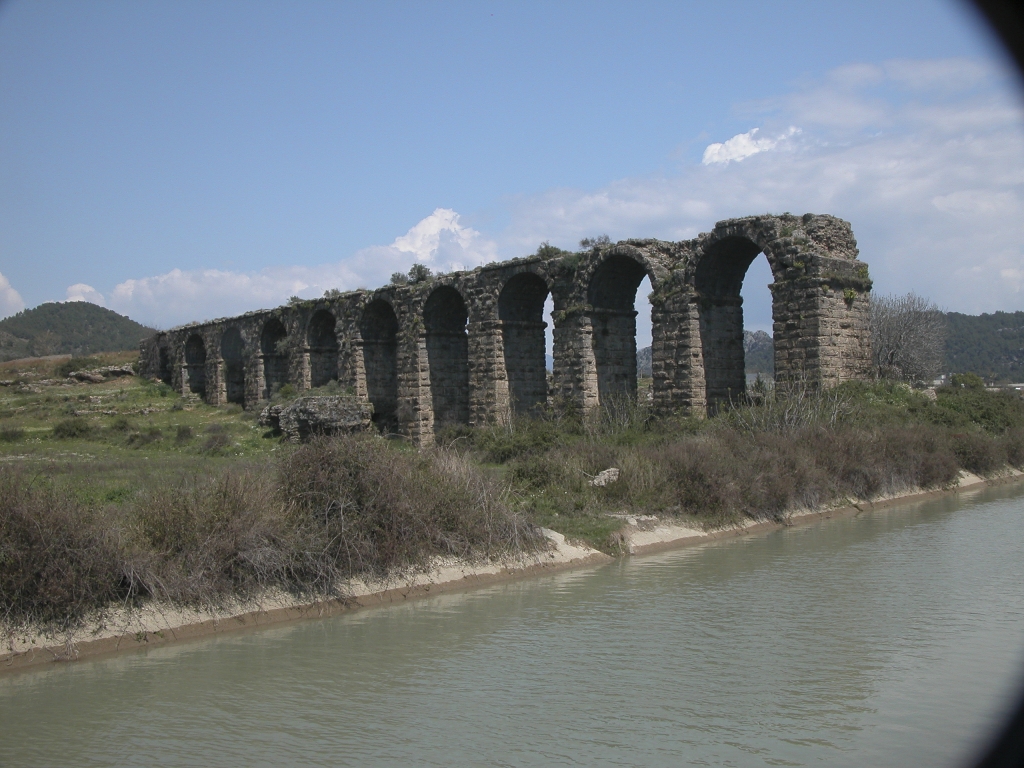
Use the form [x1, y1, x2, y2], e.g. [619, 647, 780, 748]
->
[108, 416, 134, 433]
[128, 468, 287, 606]
[470, 418, 561, 464]
[934, 388, 1024, 434]
[52, 417, 92, 439]
[175, 425, 194, 444]
[0, 427, 25, 442]
[126, 426, 162, 448]
[951, 431, 1005, 475]
[54, 356, 101, 378]
[277, 436, 535, 585]
[1003, 429, 1024, 469]
[950, 372, 985, 389]
[202, 424, 232, 454]
[0, 469, 137, 631]
[272, 383, 296, 402]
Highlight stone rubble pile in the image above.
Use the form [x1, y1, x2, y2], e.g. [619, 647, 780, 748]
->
[259, 396, 372, 442]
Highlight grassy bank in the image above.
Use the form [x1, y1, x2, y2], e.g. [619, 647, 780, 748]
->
[2, 354, 1023, 635]
[439, 379, 1024, 547]
[1, 437, 533, 634]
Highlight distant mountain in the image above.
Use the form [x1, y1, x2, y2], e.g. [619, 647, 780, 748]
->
[945, 311, 1024, 382]
[0, 302, 155, 362]
[637, 346, 652, 377]
[743, 330, 773, 375]
[637, 330, 774, 377]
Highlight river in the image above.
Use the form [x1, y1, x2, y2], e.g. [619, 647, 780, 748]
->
[3, 482, 1024, 767]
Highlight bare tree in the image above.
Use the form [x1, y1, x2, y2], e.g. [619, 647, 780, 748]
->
[870, 292, 947, 383]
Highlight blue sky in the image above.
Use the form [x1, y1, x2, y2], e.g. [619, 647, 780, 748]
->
[1, 1, 1022, 342]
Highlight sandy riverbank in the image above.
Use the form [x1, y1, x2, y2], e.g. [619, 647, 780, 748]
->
[4, 468, 1023, 674]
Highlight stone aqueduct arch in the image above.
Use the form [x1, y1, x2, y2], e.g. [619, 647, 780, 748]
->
[140, 214, 873, 440]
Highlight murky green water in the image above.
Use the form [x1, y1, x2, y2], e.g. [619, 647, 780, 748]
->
[3, 484, 1024, 767]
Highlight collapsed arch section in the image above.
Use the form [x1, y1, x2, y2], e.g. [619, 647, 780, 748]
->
[184, 334, 207, 397]
[424, 286, 469, 427]
[220, 327, 245, 406]
[360, 299, 399, 429]
[260, 319, 289, 398]
[694, 235, 769, 410]
[587, 254, 650, 405]
[499, 272, 549, 415]
[307, 310, 339, 388]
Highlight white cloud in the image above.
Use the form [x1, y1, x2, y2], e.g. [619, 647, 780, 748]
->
[101, 208, 498, 328]
[106, 265, 359, 328]
[0, 272, 25, 319]
[499, 58, 1024, 321]
[702, 127, 800, 165]
[72, 58, 1024, 331]
[65, 283, 107, 305]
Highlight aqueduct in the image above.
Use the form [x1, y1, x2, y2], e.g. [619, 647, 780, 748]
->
[139, 213, 873, 442]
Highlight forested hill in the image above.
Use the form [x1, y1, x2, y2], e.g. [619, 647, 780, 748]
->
[945, 311, 1024, 382]
[0, 302, 155, 362]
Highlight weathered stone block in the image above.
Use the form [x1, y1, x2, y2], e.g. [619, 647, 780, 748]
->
[259, 396, 372, 442]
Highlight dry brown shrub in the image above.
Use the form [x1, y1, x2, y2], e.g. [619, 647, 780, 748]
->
[127, 466, 288, 607]
[951, 430, 1006, 476]
[277, 436, 536, 589]
[0, 468, 135, 631]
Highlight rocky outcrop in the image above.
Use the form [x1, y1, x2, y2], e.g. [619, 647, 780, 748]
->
[259, 396, 372, 442]
[67, 364, 136, 383]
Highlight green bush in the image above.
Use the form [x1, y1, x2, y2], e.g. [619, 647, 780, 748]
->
[0, 427, 25, 442]
[951, 431, 1006, 475]
[1003, 429, 1024, 469]
[934, 388, 1024, 434]
[950, 372, 986, 389]
[202, 424, 231, 454]
[126, 426, 162, 448]
[108, 416, 134, 433]
[54, 356, 101, 378]
[52, 417, 92, 439]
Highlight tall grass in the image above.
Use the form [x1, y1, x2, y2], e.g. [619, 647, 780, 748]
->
[476, 382, 1024, 548]
[0, 435, 536, 634]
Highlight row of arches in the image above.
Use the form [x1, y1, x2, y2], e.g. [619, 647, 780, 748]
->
[180, 309, 343, 406]
[174, 236, 785, 426]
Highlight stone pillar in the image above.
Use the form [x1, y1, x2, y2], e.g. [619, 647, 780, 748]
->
[245, 350, 263, 407]
[209, 358, 226, 405]
[338, 328, 364, 397]
[551, 305, 599, 414]
[296, 349, 312, 392]
[651, 291, 706, 418]
[258, 355, 269, 400]
[770, 272, 873, 387]
[468, 319, 509, 426]
[393, 311, 433, 443]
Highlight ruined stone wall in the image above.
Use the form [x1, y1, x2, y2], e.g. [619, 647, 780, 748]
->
[138, 213, 873, 443]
